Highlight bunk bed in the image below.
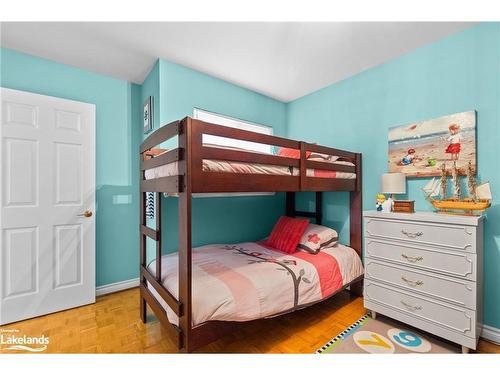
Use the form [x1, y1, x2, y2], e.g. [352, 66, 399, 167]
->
[139, 117, 363, 352]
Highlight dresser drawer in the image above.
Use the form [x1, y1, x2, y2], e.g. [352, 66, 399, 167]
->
[364, 280, 476, 338]
[365, 259, 476, 309]
[365, 217, 476, 252]
[365, 239, 476, 280]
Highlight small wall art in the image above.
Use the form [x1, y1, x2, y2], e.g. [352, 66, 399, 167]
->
[143, 96, 153, 134]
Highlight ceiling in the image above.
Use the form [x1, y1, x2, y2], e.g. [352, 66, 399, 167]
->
[0, 22, 475, 102]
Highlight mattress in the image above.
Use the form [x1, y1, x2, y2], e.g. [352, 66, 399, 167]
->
[146, 241, 363, 327]
[144, 158, 356, 180]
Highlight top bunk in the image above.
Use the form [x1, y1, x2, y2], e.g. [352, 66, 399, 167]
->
[140, 117, 361, 194]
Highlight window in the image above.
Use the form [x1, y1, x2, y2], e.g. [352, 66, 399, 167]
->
[193, 108, 273, 154]
[192, 108, 274, 197]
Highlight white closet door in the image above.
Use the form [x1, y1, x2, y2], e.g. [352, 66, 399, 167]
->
[0, 88, 96, 325]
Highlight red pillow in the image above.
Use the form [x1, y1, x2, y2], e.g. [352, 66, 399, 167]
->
[277, 147, 311, 159]
[266, 216, 309, 254]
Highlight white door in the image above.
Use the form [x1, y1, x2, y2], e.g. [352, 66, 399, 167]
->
[0, 88, 95, 325]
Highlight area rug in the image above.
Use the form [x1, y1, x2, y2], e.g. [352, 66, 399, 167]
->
[316, 314, 460, 354]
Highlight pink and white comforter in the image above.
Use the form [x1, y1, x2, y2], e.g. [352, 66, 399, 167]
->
[147, 242, 363, 327]
[144, 159, 356, 180]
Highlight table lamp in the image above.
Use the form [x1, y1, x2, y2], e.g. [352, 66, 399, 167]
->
[381, 173, 406, 212]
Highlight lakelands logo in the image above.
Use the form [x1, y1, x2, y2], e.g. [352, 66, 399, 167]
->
[0, 329, 49, 352]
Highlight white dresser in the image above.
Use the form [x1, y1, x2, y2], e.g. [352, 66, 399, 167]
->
[363, 211, 483, 353]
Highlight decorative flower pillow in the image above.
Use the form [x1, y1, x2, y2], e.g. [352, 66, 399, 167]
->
[297, 224, 338, 254]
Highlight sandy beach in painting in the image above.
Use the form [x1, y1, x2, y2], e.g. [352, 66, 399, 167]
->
[389, 134, 476, 177]
[388, 111, 476, 177]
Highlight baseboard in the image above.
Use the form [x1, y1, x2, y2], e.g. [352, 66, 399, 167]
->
[95, 278, 140, 297]
[481, 324, 500, 344]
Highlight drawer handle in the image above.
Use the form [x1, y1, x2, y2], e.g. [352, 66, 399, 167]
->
[401, 229, 423, 238]
[400, 300, 423, 311]
[401, 253, 424, 263]
[401, 275, 424, 287]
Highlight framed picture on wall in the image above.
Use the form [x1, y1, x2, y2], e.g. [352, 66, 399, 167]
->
[388, 110, 476, 177]
[143, 96, 153, 134]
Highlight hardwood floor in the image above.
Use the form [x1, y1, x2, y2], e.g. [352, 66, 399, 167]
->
[0, 287, 498, 354]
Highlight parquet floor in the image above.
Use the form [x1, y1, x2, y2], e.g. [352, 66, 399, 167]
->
[0, 287, 498, 354]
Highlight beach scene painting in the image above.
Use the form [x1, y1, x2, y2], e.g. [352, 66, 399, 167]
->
[388, 111, 476, 177]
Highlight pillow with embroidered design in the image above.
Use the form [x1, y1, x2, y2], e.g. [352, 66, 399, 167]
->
[297, 223, 338, 254]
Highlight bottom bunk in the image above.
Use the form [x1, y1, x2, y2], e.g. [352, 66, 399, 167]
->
[145, 241, 363, 328]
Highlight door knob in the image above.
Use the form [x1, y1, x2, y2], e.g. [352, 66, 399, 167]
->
[77, 210, 93, 218]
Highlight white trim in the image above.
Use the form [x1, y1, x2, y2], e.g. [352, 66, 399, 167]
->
[480, 324, 500, 344]
[193, 107, 273, 135]
[193, 107, 273, 154]
[95, 278, 140, 297]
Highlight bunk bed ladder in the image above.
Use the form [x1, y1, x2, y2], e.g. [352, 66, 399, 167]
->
[139, 192, 162, 283]
[154, 193, 162, 282]
[139, 189, 183, 347]
[139, 153, 183, 349]
[139, 177, 147, 323]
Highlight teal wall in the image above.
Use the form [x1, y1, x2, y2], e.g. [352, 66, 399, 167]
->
[141, 59, 287, 254]
[141, 60, 161, 129]
[158, 59, 287, 135]
[0, 48, 142, 287]
[286, 23, 500, 328]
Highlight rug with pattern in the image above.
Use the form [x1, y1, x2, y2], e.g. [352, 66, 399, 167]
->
[316, 314, 460, 354]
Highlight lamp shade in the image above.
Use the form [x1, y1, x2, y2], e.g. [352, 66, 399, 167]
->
[381, 173, 406, 194]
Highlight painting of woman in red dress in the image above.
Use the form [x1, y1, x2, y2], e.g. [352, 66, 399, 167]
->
[445, 123, 462, 161]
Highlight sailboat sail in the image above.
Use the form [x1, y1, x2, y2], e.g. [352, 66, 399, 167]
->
[476, 182, 492, 200]
[423, 178, 441, 198]
[431, 181, 442, 197]
[423, 178, 436, 194]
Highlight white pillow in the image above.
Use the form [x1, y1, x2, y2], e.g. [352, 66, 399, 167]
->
[297, 223, 338, 254]
[307, 152, 339, 162]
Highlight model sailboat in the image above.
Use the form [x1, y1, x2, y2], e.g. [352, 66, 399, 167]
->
[422, 161, 491, 215]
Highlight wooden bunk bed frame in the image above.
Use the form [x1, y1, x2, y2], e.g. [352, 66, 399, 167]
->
[139, 116, 363, 352]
